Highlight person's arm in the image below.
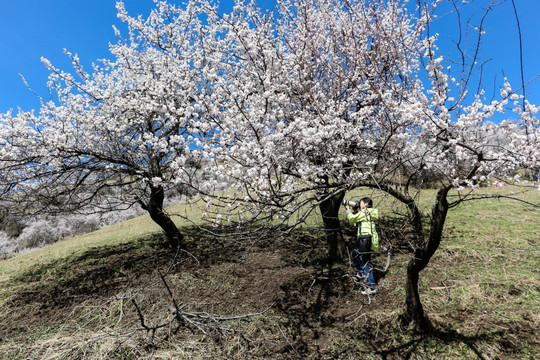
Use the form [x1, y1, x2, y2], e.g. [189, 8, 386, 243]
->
[347, 208, 367, 225]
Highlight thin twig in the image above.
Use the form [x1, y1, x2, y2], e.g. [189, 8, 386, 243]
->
[277, 325, 302, 358]
[452, 194, 540, 208]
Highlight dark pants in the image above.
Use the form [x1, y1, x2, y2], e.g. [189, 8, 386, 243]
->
[351, 248, 376, 289]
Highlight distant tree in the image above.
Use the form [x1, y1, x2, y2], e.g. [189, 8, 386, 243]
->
[0, 0, 215, 248]
[199, 0, 539, 332]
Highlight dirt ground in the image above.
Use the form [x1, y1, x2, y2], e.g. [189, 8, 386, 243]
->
[0, 225, 538, 359]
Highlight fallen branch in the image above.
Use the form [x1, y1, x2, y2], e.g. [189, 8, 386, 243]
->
[128, 270, 276, 344]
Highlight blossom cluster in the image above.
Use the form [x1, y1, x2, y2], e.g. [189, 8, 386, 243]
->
[1, 0, 538, 228]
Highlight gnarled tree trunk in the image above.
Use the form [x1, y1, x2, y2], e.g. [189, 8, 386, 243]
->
[142, 185, 183, 248]
[400, 186, 451, 333]
[318, 192, 346, 262]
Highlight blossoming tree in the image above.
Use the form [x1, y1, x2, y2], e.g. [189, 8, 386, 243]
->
[201, 0, 436, 255]
[199, 0, 539, 332]
[0, 0, 216, 248]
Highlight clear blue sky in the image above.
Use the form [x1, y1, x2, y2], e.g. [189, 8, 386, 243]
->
[1, 0, 539, 115]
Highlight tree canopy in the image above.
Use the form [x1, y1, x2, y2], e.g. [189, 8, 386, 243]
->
[197, 0, 538, 255]
[0, 1, 221, 247]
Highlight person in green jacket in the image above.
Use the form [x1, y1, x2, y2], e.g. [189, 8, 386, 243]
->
[345, 197, 379, 295]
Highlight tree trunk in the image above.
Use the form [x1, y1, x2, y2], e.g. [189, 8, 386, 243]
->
[400, 186, 451, 333]
[318, 192, 346, 263]
[146, 185, 183, 248]
[401, 260, 432, 332]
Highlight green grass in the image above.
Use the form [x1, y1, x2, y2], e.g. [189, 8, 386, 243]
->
[417, 186, 540, 356]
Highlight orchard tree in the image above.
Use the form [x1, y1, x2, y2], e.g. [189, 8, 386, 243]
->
[199, 0, 539, 332]
[0, 0, 217, 248]
[202, 0, 435, 257]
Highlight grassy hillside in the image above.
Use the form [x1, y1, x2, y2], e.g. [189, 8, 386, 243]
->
[0, 186, 538, 359]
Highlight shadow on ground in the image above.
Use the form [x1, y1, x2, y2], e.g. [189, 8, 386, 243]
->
[1, 223, 537, 359]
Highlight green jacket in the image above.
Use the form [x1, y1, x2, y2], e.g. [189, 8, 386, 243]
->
[347, 208, 379, 251]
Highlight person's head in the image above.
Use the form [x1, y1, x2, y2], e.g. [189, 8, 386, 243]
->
[359, 197, 373, 209]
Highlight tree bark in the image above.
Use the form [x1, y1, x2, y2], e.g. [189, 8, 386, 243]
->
[318, 192, 346, 263]
[401, 260, 432, 332]
[145, 185, 183, 248]
[400, 186, 451, 333]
